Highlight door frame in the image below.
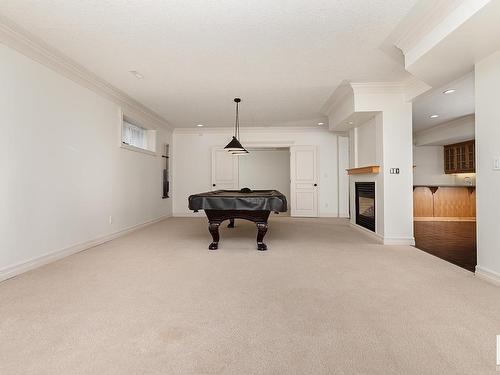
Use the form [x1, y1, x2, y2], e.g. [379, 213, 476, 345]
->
[290, 145, 319, 217]
[211, 141, 321, 217]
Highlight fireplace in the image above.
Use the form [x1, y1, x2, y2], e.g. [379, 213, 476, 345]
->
[355, 182, 375, 232]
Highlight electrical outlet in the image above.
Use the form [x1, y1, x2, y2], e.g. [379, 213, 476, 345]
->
[109, 216, 113, 224]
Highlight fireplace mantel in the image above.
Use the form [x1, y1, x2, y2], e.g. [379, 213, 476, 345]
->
[346, 165, 380, 175]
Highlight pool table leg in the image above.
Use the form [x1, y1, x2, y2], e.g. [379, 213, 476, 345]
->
[208, 222, 220, 250]
[227, 218, 235, 228]
[256, 222, 268, 251]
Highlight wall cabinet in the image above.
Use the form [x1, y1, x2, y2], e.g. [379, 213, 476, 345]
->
[444, 140, 475, 174]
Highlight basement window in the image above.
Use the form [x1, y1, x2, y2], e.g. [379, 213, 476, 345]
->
[121, 117, 156, 154]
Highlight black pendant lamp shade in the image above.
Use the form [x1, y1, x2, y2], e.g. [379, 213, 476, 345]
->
[224, 136, 245, 152]
[224, 98, 248, 154]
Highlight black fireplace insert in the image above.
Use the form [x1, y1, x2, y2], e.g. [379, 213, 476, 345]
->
[355, 182, 375, 232]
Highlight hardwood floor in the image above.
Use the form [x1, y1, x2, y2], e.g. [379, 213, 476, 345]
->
[413, 221, 477, 272]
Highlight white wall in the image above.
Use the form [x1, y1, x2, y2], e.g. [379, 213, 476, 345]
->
[414, 115, 475, 146]
[356, 118, 377, 166]
[337, 136, 350, 218]
[347, 86, 414, 245]
[475, 50, 500, 282]
[239, 149, 290, 205]
[0, 44, 172, 279]
[413, 145, 476, 186]
[349, 114, 384, 240]
[173, 128, 341, 217]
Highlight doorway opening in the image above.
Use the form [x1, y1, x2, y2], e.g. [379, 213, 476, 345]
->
[211, 145, 320, 218]
[412, 72, 476, 272]
[238, 147, 291, 216]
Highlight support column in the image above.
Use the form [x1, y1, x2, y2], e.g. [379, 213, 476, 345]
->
[353, 85, 414, 245]
[475, 50, 500, 284]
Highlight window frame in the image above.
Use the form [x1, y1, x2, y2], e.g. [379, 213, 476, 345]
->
[119, 111, 157, 156]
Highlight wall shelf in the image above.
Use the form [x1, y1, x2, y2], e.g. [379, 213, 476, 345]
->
[347, 165, 380, 175]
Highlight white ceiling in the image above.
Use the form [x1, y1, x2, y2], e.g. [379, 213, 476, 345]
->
[0, 0, 419, 128]
[412, 72, 475, 132]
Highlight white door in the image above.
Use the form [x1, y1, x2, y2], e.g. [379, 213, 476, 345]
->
[290, 146, 318, 217]
[211, 147, 239, 190]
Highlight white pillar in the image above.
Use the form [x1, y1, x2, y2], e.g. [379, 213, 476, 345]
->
[475, 50, 500, 283]
[353, 85, 414, 244]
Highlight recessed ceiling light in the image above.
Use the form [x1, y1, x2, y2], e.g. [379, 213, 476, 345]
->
[197, 124, 204, 127]
[443, 89, 456, 94]
[317, 122, 324, 126]
[129, 70, 144, 79]
[348, 121, 354, 125]
[430, 114, 440, 119]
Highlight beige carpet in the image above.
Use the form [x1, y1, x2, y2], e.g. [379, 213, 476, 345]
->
[1, 217, 499, 375]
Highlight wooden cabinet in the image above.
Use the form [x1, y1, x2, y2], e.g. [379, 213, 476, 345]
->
[444, 140, 475, 174]
[413, 186, 476, 220]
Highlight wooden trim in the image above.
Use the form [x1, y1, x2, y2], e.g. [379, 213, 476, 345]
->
[413, 217, 476, 222]
[346, 165, 380, 175]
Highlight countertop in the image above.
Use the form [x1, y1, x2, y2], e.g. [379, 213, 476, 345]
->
[413, 185, 475, 188]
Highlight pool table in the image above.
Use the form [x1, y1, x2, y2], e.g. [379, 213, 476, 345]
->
[188, 189, 287, 250]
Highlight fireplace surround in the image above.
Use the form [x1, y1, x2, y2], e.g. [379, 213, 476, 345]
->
[355, 182, 375, 232]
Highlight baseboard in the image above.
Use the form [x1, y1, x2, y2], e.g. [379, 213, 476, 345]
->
[173, 211, 204, 217]
[475, 265, 500, 286]
[349, 223, 415, 245]
[382, 236, 416, 246]
[176, 211, 344, 218]
[0, 214, 171, 283]
[319, 212, 340, 218]
[349, 223, 384, 243]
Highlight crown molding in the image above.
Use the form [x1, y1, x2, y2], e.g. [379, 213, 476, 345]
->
[320, 81, 353, 116]
[173, 125, 330, 135]
[390, 0, 491, 69]
[403, 76, 432, 101]
[389, 0, 464, 55]
[0, 15, 172, 130]
[350, 81, 407, 96]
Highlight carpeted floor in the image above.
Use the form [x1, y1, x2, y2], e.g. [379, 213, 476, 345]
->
[1, 217, 499, 375]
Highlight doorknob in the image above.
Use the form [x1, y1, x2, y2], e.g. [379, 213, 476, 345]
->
[314, 183, 318, 187]
[212, 184, 216, 187]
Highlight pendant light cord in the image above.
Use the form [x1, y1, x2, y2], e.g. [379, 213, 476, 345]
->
[235, 101, 240, 139]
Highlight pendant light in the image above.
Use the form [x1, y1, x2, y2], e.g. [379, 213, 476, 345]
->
[224, 98, 248, 155]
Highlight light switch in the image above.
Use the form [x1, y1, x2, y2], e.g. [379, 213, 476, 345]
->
[494, 157, 500, 171]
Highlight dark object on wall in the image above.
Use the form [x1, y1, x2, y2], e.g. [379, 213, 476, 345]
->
[355, 182, 375, 232]
[444, 140, 475, 174]
[240, 187, 252, 193]
[188, 190, 287, 250]
[162, 144, 170, 199]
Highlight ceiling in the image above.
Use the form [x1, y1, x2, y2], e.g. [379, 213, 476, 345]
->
[412, 72, 475, 132]
[0, 0, 419, 128]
